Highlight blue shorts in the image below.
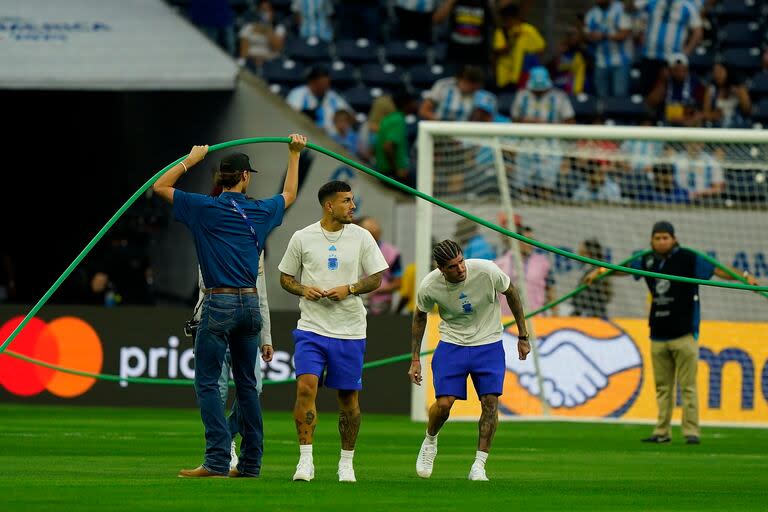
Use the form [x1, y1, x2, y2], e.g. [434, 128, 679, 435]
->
[292, 329, 366, 390]
[431, 341, 505, 400]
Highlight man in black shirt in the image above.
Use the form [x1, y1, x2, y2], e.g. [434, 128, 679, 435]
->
[587, 221, 758, 444]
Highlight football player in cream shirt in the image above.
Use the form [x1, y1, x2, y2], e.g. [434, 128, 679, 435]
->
[408, 239, 531, 481]
[278, 180, 388, 483]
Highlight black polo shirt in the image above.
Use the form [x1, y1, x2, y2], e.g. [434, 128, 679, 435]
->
[631, 247, 715, 341]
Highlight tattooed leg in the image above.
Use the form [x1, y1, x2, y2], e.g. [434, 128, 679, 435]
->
[337, 390, 361, 451]
[427, 396, 455, 436]
[294, 375, 319, 445]
[477, 394, 499, 453]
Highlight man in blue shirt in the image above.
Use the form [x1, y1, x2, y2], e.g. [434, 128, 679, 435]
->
[153, 133, 307, 477]
[586, 221, 758, 445]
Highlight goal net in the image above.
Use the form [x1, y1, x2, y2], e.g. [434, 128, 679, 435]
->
[412, 122, 768, 427]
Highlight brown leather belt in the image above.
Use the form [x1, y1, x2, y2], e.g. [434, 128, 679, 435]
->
[203, 287, 258, 295]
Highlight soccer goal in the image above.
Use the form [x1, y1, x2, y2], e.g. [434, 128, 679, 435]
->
[412, 121, 768, 427]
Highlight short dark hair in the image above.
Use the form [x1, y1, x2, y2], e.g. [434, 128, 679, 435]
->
[318, 180, 352, 205]
[500, 4, 520, 18]
[392, 86, 416, 110]
[433, 239, 463, 267]
[306, 65, 330, 82]
[457, 65, 485, 84]
[583, 238, 603, 260]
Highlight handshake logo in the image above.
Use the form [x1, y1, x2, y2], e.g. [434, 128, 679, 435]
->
[503, 327, 642, 410]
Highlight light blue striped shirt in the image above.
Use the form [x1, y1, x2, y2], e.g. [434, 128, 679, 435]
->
[511, 89, 574, 123]
[396, 0, 437, 12]
[672, 150, 724, 193]
[638, 0, 702, 60]
[286, 85, 352, 135]
[585, 1, 634, 68]
[291, 0, 333, 42]
[425, 77, 481, 121]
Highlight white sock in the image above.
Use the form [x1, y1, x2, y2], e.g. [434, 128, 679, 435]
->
[340, 449, 355, 465]
[425, 431, 438, 444]
[474, 451, 488, 466]
[299, 445, 313, 459]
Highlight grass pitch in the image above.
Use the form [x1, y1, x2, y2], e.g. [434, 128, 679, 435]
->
[1, 404, 766, 511]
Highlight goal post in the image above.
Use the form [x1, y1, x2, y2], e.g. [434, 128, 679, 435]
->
[412, 121, 768, 427]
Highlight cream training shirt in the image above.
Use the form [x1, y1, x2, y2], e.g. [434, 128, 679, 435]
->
[417, 259, 511, 346]
[278, 222, 389, 339]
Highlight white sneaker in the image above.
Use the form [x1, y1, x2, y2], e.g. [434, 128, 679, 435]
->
[468, 463, 489, 481]
[337, 463, 356, 482]
[229, 441, 239, 471]
[292, 457, 315, 481]
[416, 439, 437, 478]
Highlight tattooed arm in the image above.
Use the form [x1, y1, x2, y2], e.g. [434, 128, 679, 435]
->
[326, 271, 385, 301]
[502, 284, 531, 360]
[280, 272, 325, 301]
[408, 309, 428, 385]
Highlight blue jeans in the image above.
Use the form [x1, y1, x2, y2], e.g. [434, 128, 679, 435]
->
[218, 349, 264, 466]
[195, 293, 262, 475]
[594, 64, 630, 97]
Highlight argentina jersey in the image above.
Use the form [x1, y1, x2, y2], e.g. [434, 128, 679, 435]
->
[585, 1, 634, 68]
[286, 85, 352, 135]
[395, 0, 437, 12]
[672, 150, 724, 193]
[641, 0, 702, 60]
[291, 0, 333, 41]
[426, 77, 475, 121]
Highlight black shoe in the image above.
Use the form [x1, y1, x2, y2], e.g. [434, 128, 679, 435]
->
[641, 434, 671, 443]
[685, 435, 700, 445]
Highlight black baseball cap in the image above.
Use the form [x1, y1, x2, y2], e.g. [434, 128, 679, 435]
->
[219, 152, 257, 173]
[652, 221, 675, 237]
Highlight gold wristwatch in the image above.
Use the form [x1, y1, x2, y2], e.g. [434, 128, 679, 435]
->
[348, 283, 357, 295]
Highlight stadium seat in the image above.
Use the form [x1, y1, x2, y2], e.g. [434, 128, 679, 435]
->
[714, 0, 761, 23]
[341, 86, 383, 112]
[284, 37, 332, 64]
[602, 95, 648, 121]
[408, 64, 451, 90]
[334, 39, 381, 65]
[570, 94, 598, 122]
[752, 97, 768, 123]
[688, 46, 715, 76]
[717, 22, 762, 48]
[721, 47, 762, 75]
[724, 167, 768, 203]
[261, 59, 306, 87]
[384, 40, 429, 66]
[360, 63, 403, 89]
[497, 92, 516, 116]
[267, 83, 288, 98]
[749, 71, 768, 100]
[433, 43, 447, 63]
[329, 61, 358, 89]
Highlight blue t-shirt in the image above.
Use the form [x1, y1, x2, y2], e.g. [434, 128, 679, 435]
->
[174, 190, 285, 288]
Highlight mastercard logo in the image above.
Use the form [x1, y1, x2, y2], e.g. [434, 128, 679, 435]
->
[501, 318, 643, 418]
[0, 316, 102, 398]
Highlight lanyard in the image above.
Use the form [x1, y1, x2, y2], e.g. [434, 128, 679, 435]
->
[230, 199, 261, 255]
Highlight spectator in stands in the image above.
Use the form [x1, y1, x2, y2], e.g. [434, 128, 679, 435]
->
[573, 238, 612, 318]
[510, 66, 574, 198]
[495, 225, 557, 316]
[671, 141, 725, 202]
[549, 27, 588, 94]
[584, 0, 633, 98]
[358, 216, 403, 315]
[375, 88, 419, 186]
[291, 0, 333, 42]
[572, 160, 623, 202]
[493, 4, 546, 91]
[331, 110, 360, 155]
[470, 90, 511, 122]
[237, 1, 286, 67]
[188, 0, 237, 56]
[433, 0, 497, 70]
[286, 65, 353, 136]
[336, 0, 380, 40]
[647, 53, 704, 127]
[635, 0, 703, 95]
[636, 162, 690, 204]
[358, 95, 396, 163]
[455, 217, 497, 260]
[702, 63, 751, 129]
[419, 65, 487, 121]
[395, 0, 437, 43]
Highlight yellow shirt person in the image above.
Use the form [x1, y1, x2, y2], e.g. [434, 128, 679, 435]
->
[494, 21, 545, 89]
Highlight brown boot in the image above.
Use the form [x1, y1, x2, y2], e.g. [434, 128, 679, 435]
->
[178, 465, 228, 478]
